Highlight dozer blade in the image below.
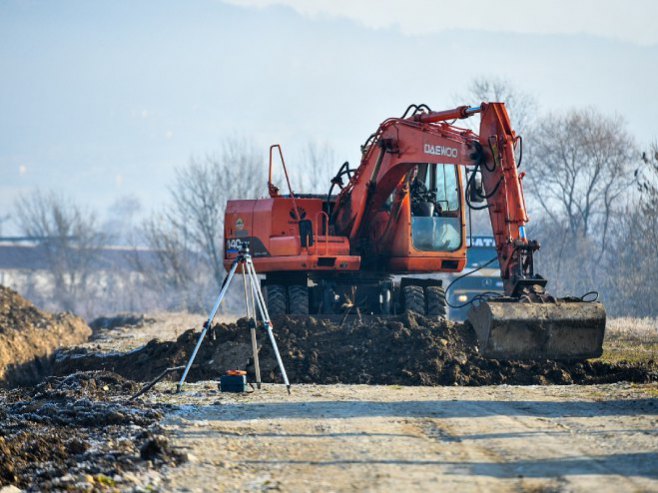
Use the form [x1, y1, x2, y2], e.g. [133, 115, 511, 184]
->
[467, 301, 606, 360]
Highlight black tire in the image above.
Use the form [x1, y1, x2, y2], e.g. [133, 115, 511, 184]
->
[403, 285, 425, 315]
[426, 286, 447, 318]
[288, 284, 309, 315]
[266, 284, 287, 316]
[322, 286, 336, 314]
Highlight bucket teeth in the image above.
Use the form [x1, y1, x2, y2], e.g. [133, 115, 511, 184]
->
[467, 301, 606, 360]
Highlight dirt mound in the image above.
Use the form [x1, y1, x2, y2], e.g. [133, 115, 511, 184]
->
[0, 286, 91, 386]
[53, 314, 658, 386]
[0, 371, 185, 491]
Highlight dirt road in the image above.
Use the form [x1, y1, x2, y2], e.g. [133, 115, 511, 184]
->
[155, 382, 658, 492]
[63, 313, 657, 491]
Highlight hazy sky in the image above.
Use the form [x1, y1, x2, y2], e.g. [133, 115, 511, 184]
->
[1, 0, 656, 234]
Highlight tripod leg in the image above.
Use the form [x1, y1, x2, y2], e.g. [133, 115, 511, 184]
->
[248, 273, 261, 389]
[242, 264, 262, 389]
[177, 260, 240, 392]
[245, 257, 291, 393]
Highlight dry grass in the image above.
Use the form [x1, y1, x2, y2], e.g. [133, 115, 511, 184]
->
[601, 317, 658, 364]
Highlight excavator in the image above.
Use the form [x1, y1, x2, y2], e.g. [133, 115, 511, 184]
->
[223, 102, 606, 360]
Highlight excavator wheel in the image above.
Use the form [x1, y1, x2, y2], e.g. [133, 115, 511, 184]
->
[288, 285, 309, 315]
[266, 285, 287, 316]
[426, 286, 447, 318]
[403, 285, 425, 315]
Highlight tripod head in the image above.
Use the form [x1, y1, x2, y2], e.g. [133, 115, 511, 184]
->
[236, 244, 251, 262]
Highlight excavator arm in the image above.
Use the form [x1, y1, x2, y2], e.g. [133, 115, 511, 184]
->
[472, 103, 542, 296]
[468, 103, 605, 359]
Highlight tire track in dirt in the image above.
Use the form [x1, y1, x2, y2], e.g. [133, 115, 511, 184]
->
[155, 383, 658, 492]
[416, 397, 656, 492]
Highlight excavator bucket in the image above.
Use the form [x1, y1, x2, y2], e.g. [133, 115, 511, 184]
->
[467, 301, 606, 360]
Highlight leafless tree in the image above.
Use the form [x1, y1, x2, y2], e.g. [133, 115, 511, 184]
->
[456, 76, 538, 135]
[132, 213, 207, 312]
[531, 217, 600, 296]
[602, 210, 656, 316]
[602, 142, 658, 316]
[167, 138, 265, 290]
[168, 158, 227, 290]
[14, 190, 105, 314]
[289, 141, 338, 194]
[524, 110, 636, 301]
[102, 194, 142, 246]
[0, 214, 10, 237]
[135, 137, 266, 314]
[525, 108, 635, 253]
[638, 142, 658, 210]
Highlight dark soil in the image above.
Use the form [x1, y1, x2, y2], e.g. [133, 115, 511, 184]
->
[0, 371, 185, 491]
[53, 314, 658, 386]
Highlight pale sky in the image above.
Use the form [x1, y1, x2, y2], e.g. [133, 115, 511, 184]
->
[1, 0, 656, 235]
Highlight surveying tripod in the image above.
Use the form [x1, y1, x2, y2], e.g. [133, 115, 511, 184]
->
[176, 246, 291, 393]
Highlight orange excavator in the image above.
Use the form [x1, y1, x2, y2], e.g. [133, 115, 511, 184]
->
[224, 103, 606, 360]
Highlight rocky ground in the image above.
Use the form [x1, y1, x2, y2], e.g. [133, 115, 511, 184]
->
[0, 371, 185, 492]
[0, 292, 187, 492]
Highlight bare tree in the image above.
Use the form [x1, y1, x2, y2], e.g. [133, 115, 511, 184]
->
[168, 158, 227, 290]
[290, 141, 338, 194]
[602, 142, 658, 316]
[132, 213, 207, 312]
[525, 109, 635, 252]
[14, 190, 105, 314]
[602, 210, 657, 316]
[531, 216, 599, 296]
[167, 138, 265, 290]
[523, 109, 636, 300]
[0, 214, 10, 237]
[456, 76, 537, 134]
[102, 194, 142, 246]
[638, 142, 658, 210]
[136, 137, 266, 313]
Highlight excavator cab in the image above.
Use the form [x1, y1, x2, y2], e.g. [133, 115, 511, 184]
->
[409, 163, 462, 252]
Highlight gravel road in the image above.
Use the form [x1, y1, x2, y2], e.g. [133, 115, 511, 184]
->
[153, 381, 658, 492]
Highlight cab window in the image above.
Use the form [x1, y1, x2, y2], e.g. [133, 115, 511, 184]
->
[410, 164, 461, 252]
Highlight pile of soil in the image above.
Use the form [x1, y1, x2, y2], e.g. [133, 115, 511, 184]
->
[0, 286, 91, 386]
[53, 314, 658, 386]
[0, 371, 185, 491]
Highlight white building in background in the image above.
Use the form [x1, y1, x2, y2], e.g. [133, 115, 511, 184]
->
[0, 237, 160, 317]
